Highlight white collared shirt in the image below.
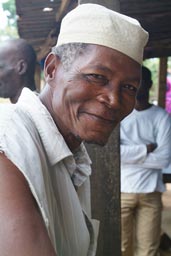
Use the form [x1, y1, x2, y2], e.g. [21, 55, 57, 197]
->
[120, 105, 171, 193]
[0, 88, 99, 256]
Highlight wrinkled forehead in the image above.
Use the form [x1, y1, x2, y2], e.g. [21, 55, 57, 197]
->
[73, 44, 141, 76]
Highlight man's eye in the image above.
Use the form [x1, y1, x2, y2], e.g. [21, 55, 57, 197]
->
[122, 84, 137, 94]
[84, 73, 109, 85]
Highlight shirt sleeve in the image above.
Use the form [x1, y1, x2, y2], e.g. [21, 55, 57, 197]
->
[121, 144, 147, 164]
[140, 114, 171, 169]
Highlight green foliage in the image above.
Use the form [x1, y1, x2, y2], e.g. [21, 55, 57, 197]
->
[0, 25, 18, 40]
[1, 0, 18, 40]
[168, 57, 171, 72]
[2, 0, 16, 25]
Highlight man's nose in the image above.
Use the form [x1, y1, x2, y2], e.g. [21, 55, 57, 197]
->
[97, 88, 121, 109]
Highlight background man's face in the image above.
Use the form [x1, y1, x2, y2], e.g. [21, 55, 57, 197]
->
[0, 48, 20, 99]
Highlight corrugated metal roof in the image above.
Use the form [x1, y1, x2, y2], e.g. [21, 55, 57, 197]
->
[15, 0, 171, 60]
[15, 0, 77, 61]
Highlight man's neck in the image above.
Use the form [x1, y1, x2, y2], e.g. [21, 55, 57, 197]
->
[10, 88, 23, 104]
[135, 101, 152, 111]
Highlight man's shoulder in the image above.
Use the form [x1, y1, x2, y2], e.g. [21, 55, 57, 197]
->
[151, 104, 170, 117]
[0, 101, 38, 145]
[0, 104, 17, 134]
[150, 105, 171, 128]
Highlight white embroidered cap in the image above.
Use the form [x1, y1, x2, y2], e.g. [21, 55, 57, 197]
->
[56, 3, 149, 64]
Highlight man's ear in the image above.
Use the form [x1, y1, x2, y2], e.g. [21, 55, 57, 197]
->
[44, 53, 59, 83]
[16, 59, 27, 75]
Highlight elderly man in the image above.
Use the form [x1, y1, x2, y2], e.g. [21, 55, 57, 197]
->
[0, 4, 148, 256]
[0, 38, 37, 103]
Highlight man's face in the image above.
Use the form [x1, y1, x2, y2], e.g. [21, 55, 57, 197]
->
[49, 45, 141, 146]
[0, 48, 20, 99]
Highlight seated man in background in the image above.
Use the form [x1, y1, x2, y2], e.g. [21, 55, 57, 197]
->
[120, 66, 171, 256]
[0, 38, 37, 103]
[0, 4, 148, 256]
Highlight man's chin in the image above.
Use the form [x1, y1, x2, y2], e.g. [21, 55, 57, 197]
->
[74, 130, 112, 147]
[85, 140, 106, 147]
[84, 136, 109, 147]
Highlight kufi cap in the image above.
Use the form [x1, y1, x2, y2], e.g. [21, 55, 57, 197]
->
[56, 3, 149, 64]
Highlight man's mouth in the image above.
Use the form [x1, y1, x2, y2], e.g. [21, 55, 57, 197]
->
[79, 112, 116, 125]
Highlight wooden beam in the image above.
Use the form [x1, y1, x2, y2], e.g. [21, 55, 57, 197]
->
[79, 0, 120, 10]
[79, 1, 121, 256]
[37, 0, 77, 62]
[144, 47, 171, 60]
[158, 57, 168, 108]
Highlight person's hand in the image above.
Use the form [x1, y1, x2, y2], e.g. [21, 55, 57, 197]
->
[146, 143, 157, 153]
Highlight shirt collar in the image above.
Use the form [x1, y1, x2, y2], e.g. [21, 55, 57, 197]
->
[18, 88, 72, 165]
[18, 88, 92, 186]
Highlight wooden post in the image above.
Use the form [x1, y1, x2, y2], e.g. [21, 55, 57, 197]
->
[79, 1, 121, 255]
[158, 57, 168, 108]
[35, 63, 41, 92]
[86, 127, 121, 256]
